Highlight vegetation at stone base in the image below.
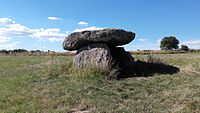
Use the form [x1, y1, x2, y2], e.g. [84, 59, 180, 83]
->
[160, 36, 180, 50]
[0, 53, 200, 112]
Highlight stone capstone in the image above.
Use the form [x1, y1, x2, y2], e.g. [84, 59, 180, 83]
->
[63, 28, 135, 50]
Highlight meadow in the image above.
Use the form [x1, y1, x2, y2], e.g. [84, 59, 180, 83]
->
[0, 53, 200, 113]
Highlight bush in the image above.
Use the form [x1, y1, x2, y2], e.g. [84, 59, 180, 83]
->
[147, 54, 164, 64]
[180, 45, 189, 52]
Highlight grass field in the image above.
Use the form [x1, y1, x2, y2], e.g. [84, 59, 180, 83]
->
[0, 53, 200, 113]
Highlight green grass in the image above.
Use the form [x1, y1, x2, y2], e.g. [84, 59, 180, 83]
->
[0, 53, 200, 113]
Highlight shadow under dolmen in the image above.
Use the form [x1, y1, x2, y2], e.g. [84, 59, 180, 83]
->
[108, 47, 179, 79]
[113, 59, 180, 79]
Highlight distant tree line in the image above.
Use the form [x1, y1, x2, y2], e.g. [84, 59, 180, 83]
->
[0, 49, 76, 56]
[0, 49, 43, 54]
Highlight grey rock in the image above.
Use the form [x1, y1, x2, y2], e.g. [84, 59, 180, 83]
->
[73, 43, 111, 68]
[63, 28, 135, 50]
[109, 47, 134, 69]
[73, 43, 135, 78]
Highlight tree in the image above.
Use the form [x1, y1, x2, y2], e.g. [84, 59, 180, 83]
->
[30, 50, 42, 53]
[160, 36, 179, 50]
[180, 45, 189, 51]
[0, 49, 8, 54]
[13, 49, 28, 53]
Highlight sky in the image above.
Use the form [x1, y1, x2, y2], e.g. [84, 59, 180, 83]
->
[0, 0, 200, 51]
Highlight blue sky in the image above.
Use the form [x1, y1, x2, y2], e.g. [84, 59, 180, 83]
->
[0, 0, 200, 51]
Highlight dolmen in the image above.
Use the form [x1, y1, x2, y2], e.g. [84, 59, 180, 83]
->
[63, 28, 136, 78]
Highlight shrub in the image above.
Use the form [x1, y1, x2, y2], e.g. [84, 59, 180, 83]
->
[147, 54, 164, 64]
[180, 45, 189, 52]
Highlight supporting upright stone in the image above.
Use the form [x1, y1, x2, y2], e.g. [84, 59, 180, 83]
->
[73, 43, 111, 68]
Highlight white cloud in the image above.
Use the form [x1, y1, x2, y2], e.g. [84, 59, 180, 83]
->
[0, 24, 33, 37]
[48, 37, 65, 42]
[48, 16, 61, 20]
[182, 40, 200, 49]
[30, 28, 68, 42]
[78, 21, 89, 26]
[0, 36, 10, 43]
[0, 36, 20, 50]
[0, 18, 69, 44]
[73, 26, 104, 32]
[0, 18, 15, 26]
[0, 41, 20, 50]
[0, 18, 34, 37]
[138, 38, 147, 42]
